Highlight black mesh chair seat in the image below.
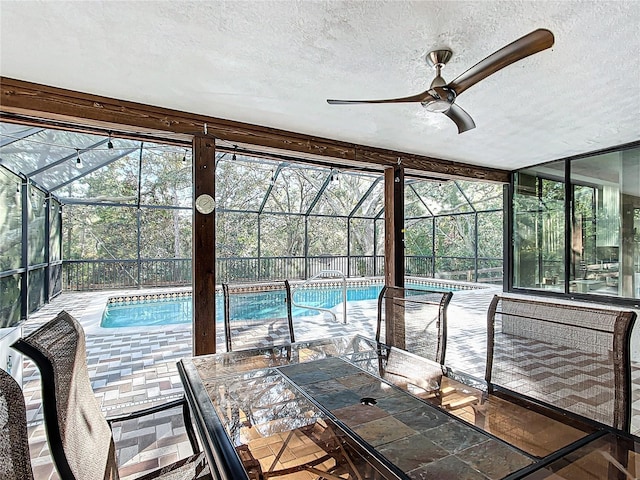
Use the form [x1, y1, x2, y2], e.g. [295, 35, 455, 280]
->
[0, 367, 34, 480]
[12, 310, 210, 480]
[376, 285, 453, 364]
[486, 295, 636, 431]
[222, 282, 295, 352]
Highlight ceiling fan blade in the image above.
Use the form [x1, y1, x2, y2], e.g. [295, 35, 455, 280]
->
[443, 104, 476, 134]
[448, 29, 554, 96]
[327, 91, 434, 105]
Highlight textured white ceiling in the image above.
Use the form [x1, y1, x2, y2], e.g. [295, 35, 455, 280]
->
[1, 1, 639, 171]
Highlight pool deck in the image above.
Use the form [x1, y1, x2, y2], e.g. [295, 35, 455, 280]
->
[18, 284, 640, 479]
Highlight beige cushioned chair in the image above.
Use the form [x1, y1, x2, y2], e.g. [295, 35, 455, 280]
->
[12, 310, 210, 480]
[0, 367, 35, 480]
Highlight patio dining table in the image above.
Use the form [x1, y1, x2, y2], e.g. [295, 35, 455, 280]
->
[177, 335, 640, 480]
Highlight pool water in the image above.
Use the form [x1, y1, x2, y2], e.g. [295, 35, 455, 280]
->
[101, 283, 459, 328]
[103, 298, 194, 328]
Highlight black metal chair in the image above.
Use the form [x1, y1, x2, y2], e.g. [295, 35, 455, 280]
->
[0, 367, 35, 480]
[222, 281, 295, 352]
[12, 310, 210, 480]
[376, 285, 453, 364]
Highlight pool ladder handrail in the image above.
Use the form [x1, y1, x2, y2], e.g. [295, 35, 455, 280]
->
[288, 270, 347, 324]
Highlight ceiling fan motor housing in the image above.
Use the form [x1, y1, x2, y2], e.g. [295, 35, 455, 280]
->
[422, 86, 456, 113]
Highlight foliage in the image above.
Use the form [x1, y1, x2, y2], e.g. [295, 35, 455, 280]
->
[512, 168, 566, 287]
[0, 166, 22, 271]
[1, 129, 513, 327]
[212, 159, 504, 279]
[61, 146, 191, 260]
[216, 211, 258, 258]
[28, 187, 47, 265]
[405, 180, 504, 266]
[5, 145, 505, 297]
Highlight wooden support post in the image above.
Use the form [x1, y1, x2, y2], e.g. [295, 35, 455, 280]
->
[192, 135, 217, 355]
[384, 165, 404, 287]
[384, 165, 405, 348]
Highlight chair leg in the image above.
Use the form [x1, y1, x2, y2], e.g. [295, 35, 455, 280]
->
[183, 400, 200, 453]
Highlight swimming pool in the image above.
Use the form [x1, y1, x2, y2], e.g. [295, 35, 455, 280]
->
[100, 282, 465, 328]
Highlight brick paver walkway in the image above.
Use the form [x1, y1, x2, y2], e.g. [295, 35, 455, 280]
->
[19, 284, 640, 479]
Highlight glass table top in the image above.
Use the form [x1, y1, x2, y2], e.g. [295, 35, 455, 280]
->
[519, 432, 640, 480]
[179, 335, 620, 480]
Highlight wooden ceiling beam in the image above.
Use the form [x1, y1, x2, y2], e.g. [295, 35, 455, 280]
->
[1, 77, 509, 183]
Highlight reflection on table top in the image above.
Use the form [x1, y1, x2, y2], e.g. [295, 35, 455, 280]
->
[178, 335, 633, 480]
[519, 432, 640, 480]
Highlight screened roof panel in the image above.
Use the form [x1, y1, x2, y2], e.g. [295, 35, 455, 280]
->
[38, 142, 141, 192]
[0, 122, 146, 192]
[55, 142, 192, 206]
[312, 172, 381, 217]
[139, 146, 192, 207]
[0, 124, 44, 147]
[405, 183, 431, 218]
[455, 180, 503, 211]
[58, 154, 140, 204]
[215, 152, 386, 219]
[1, 122, 499, 221]
[0, 128, 109, 179]
[350, 176, 384, 218]
[215, 154, 277, 211]
[262, 165, 327, 214]
[411, 180, 473, 215]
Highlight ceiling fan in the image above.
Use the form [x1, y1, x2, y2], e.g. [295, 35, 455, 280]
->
[327, 29, 554, 134]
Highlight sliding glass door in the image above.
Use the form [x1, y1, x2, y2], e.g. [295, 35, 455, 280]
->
[513, 164, 565, 292]
[512, 145, 640, 300]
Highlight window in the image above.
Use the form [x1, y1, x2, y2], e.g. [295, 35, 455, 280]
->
[512, 145, 640, 299]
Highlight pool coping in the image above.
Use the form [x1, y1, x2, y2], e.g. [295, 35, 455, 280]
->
[83, 287, 193, 335]
[106, 277, 487, 304]
[91, 278, 492, 333]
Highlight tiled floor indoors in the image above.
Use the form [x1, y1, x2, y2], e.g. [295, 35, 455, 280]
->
[16, 284, 640, 479]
